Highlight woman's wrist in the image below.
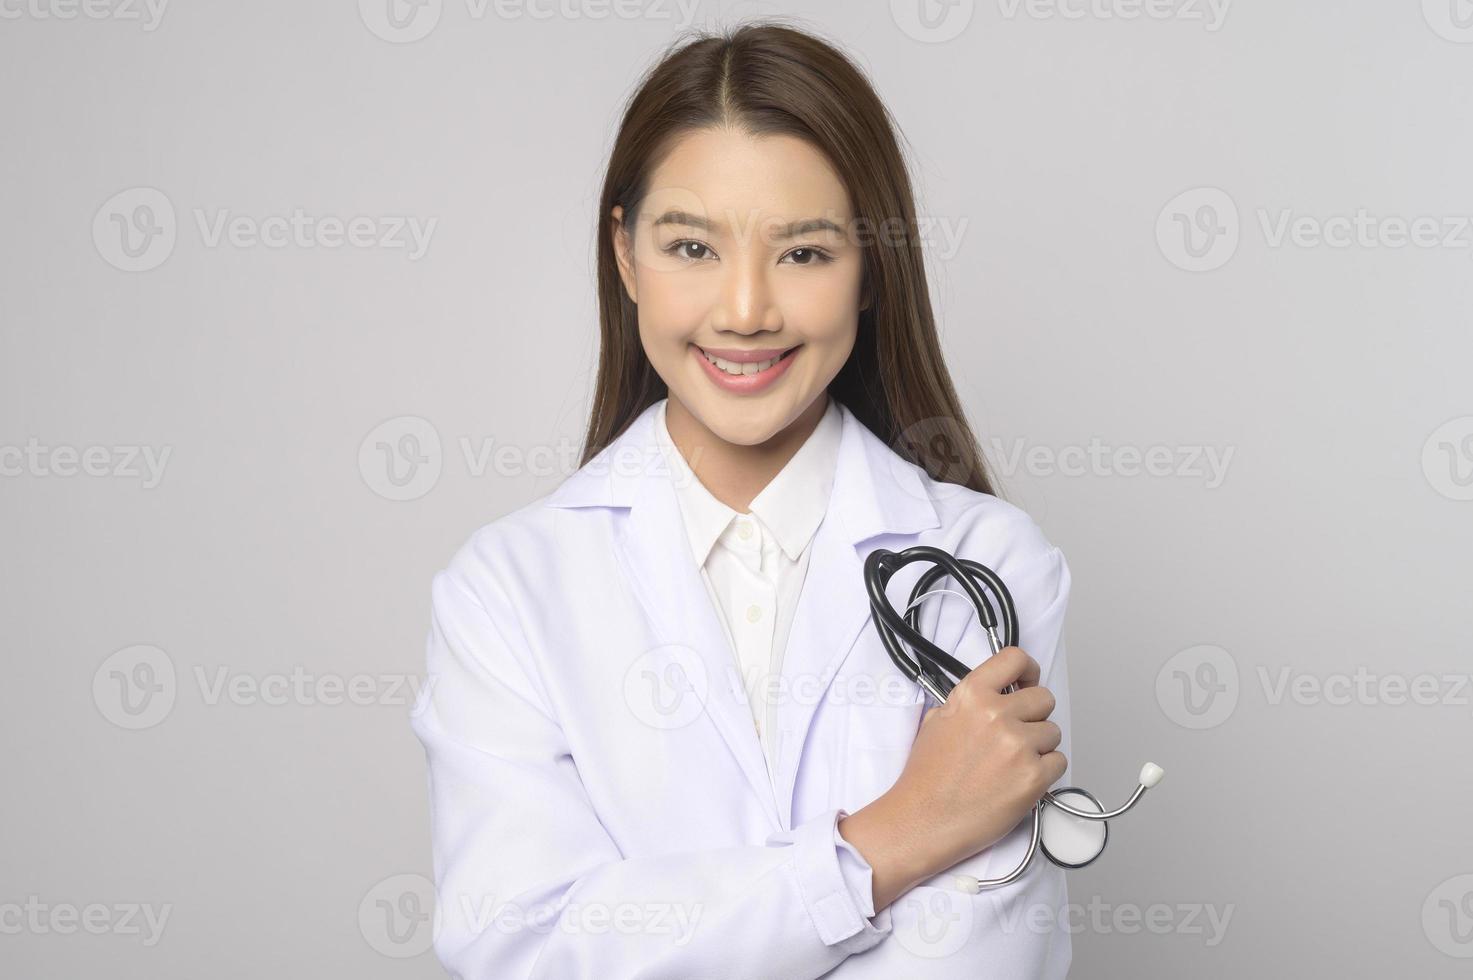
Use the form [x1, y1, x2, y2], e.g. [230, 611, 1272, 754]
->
[837, 789, 937, 912]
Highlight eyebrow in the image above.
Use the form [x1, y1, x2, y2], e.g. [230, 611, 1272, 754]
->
[650, 209, 845, 240]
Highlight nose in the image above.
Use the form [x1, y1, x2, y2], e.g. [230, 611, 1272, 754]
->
[710, 254, 782, 335]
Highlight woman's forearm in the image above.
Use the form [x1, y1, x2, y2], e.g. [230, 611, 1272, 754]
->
[837, 790, 938, 913]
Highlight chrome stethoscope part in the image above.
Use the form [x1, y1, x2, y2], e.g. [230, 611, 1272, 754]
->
[862, 545, 1164, 892]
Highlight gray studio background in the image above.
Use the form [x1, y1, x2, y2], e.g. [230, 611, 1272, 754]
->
[3, 2, 1470, 977]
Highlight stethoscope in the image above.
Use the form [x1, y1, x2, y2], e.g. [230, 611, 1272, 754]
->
[863, 545, 1164, 893]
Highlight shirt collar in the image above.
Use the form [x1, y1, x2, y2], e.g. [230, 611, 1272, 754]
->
[547, 392, 939, 546]
[654, 394, 844, 567]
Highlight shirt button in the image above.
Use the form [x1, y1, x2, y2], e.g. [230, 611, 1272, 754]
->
[738, 521, 753, 540]
[746, 604, 763, 623]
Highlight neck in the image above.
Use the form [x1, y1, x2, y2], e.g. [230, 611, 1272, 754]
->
[665, 394, 829, 513]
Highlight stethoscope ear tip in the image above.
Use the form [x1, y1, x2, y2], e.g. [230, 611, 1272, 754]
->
[1139, 762, 1165, 788]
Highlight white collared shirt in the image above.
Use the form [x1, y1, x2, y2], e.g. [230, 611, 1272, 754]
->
[654, 394, 844, 772]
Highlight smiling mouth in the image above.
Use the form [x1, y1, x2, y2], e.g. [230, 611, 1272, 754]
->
[695, 345, 800, 376]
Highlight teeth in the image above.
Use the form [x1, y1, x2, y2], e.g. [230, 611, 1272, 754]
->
[701, 349, 787, 376]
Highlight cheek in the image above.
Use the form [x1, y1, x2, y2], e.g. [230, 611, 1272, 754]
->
[635, 269, 716, 341]
[784, 281, 862, 356]
[782, 260, 864, 321]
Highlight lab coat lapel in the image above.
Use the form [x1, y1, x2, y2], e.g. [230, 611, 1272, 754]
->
[770, 402, 942, 828]
[611, 414, 785, 830]
[768, 501, 871, 823]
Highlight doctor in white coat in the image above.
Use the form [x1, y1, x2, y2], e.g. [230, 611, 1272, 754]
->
[410, 22, 1075, 979]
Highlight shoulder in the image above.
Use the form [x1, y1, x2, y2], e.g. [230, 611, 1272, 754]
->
[432, 485, 612, 612]
[906, 473, 1074, 664]
[920, 475, 1071, 609]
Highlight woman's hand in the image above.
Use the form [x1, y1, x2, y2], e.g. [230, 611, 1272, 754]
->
[837, 647, 1066, 911]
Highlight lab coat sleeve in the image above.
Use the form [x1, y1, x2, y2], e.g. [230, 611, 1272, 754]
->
[409, 564, 891, 980]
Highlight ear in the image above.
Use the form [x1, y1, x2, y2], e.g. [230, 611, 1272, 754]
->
[611, 204, 637, 305]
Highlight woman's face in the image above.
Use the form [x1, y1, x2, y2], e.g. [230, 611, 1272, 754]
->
[612, 126, 867, 447]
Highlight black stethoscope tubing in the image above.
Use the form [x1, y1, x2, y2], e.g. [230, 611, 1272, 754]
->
[864, 545, 1017, 702]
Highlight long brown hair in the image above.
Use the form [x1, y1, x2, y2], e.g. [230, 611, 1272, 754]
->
[582, 19, 997, 497]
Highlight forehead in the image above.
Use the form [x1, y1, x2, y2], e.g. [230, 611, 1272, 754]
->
[644, 126, 853, 225]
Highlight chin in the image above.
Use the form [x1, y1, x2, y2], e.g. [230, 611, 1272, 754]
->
[699, 417, 773, 448]
[679, 399, 775, 446]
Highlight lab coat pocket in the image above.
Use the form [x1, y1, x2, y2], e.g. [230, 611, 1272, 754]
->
[841, 688, 925, 809]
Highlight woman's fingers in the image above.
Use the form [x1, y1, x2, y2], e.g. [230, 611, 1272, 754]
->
[959, 645, 1040, 695]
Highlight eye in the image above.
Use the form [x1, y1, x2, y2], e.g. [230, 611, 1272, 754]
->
[663, 239, 714, 261]
[782, 246, 835, 266]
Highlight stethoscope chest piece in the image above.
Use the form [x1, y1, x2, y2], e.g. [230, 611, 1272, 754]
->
[1038, 788, 1108, 869]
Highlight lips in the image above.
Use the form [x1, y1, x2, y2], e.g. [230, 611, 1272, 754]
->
[697, 346, 798, 363]
[691, 343, 800, 394]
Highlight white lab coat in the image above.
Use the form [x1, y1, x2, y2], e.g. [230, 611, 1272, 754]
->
[410, 397, 1075, 979]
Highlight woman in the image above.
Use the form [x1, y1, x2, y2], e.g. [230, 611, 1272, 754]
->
[410, 21, 1073, 979]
